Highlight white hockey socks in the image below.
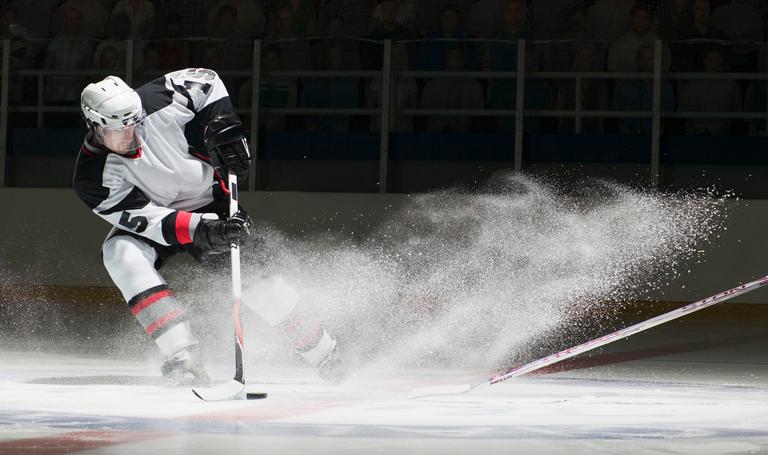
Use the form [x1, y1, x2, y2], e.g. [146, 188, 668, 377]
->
[127, 285, 198, 356]
[242, 275, 336, 367]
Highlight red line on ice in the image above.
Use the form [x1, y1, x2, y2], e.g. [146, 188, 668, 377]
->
[0, 430, 169, 455]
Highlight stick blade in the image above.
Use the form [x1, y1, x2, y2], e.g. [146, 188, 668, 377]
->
[192, 379, 245, 401]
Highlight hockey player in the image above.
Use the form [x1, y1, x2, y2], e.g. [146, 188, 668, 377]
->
[74, 69, 344, 384]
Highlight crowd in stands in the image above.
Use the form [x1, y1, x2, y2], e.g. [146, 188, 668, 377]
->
[2, 0, 768, 135]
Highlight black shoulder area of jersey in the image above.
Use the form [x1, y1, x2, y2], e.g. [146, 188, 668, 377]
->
[73, 146, 110, 210]
[198, 95, 235, 125]
[136, 75, 175, 115]
[98, 186, 151, 215]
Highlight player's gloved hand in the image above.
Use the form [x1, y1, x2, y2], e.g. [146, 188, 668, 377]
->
[192, 211, 252, 254]
[204, 113, 251, 179]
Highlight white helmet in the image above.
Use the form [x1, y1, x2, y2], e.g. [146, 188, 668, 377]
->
[81, 76, 146, 154]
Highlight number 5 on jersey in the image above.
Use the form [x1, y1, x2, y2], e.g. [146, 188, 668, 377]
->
[120, 212, 149, 233]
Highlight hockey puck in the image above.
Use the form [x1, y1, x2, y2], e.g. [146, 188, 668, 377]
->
[246, 392, 268, 400]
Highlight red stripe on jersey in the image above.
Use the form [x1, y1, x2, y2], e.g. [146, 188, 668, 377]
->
[145, 311, 181, 336]
[175, 211, 193, 244]
[130, 289, 173, 316]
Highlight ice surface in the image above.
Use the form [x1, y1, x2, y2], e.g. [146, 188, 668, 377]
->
[2, 306, 767, 455]
[1, 329, 767, 455]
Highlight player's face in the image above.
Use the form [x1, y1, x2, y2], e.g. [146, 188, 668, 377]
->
[102, 126, 136, 154]
[99, 116, 146, 154]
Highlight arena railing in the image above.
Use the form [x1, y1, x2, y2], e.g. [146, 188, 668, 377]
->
[2, 38, 768, 191]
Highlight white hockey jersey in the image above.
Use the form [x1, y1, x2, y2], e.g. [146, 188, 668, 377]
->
[74, 68, 235, 247]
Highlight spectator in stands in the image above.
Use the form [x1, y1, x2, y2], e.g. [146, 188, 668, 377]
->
[555, 43, 608, 133]
[208, 4, 245, 38]
[679, 47, 742, 135]
[155, 13, 191, 69]
[657, 0, 693, 40]
[529, 0, 584, 40]
[606, 4, 661, 72]
[311, 15, 361, 70]
[370, 0, 423, 35]
[111, 0, 155, 39]
[362, 0, 416, 69]
[260, 0, 280, 17]
[421, 46, 485, 132]
[686, 0, 728, 40]
[1, 6, 34, 68]
[745, 46, 768, 136]
[206, 3, 252, 90]
[1, 5, 34, 103]
[95, 45, 120, 70]
[467, 0, 502, 38]
[133, 42, 163, 85]
[265, 3, 310, 69]
[299, 43, 360, 131]
[549, 8, 598, 71]
[52, 0, 108, 38]
[488, 50, 553, 133]
[154, 0, 209, 38]
[267, 0, 317, 37]
[467, 0, 533, 39]
[92, 13, 129, 70]
[366, 42, 418, 132]
[207, 0, 266, 38]
[612, 45, 675, 135]
[421, 4, 478, 71]
[486, 0, 533, 72]
[419, 0, 471, 35]
[318, 0, 374, 37]
[8, 0, 56, 39]
[677, 0, 728, 70]
[711, 0, 763, 71]
[367, 0, 417, 40]
[239, 45, 298, 131]
[45, 7, 93, 103]
[711, 0, 763, 42]
[201, 6, 250, 95]
[587, 0, 635, 41]
[143, 43, 163, 70]
[190, 46, 224, 91]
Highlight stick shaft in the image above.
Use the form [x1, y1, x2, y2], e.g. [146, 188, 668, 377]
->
[228, 171, 244, 384]
[486, 275, 768, 387]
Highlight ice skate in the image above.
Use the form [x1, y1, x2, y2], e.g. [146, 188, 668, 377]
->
[160, 348, 211, 387]
[317, 345, 348, 383]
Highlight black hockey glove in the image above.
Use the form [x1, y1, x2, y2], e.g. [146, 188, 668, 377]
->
[204, 114, 252, 179]
[192, 211, 252, 254]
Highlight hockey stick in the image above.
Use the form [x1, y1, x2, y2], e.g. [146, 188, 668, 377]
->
[193, 171, 264, 401]
[410, 274, 768, 398]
